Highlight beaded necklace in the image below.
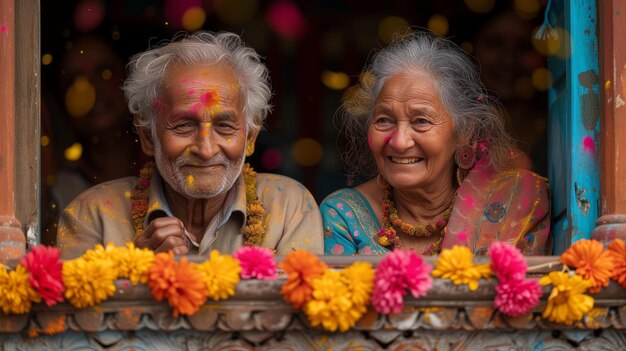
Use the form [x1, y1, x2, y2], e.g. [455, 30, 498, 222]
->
[376, 185, 454, 253]
[131, 162, 266, 247]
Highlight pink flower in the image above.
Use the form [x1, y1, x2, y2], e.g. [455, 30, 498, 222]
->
[233, 246, 277, 280]
[494, 278, 542, 317]
[371, 286, 404, 314]
[489, 241, 527, 282]
[371, 250, 432, 315]
[19, 245, 65, 306]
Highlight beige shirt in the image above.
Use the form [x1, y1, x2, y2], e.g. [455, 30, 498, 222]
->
[57, 172, 324, 259]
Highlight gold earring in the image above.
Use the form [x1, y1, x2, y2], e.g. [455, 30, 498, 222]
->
[245, 143, 255, 157]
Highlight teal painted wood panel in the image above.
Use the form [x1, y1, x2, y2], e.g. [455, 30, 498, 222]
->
[548, 0, 600, 254]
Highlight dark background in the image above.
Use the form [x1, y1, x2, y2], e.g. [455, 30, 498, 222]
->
[40, 0, 549, 244]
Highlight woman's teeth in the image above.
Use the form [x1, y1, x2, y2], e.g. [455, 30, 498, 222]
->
[390, 157, 422, 164]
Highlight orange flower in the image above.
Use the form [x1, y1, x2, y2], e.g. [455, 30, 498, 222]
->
[607, 239, 626, 288]
[280, 250, 327, 308]
[147, 252, 208, 316]
[560, 239, 614, 293]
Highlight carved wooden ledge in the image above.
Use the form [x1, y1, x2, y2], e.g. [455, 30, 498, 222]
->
[1, 256, 626, 349]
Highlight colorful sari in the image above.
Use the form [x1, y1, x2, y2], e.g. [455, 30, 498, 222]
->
[321, 159, 551, 256]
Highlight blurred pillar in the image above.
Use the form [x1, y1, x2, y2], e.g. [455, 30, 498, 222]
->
[591, 0, 626, 242]
[0, 0, 26, 263]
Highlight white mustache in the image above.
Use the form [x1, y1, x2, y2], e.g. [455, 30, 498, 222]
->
[174, 152, 230, 168]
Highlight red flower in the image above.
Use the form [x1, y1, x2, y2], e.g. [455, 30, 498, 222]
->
[20, 245, 65, 306]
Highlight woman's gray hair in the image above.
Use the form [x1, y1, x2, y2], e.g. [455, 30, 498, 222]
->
[123, 31, 272, 135]
[340, 31, 514, 182]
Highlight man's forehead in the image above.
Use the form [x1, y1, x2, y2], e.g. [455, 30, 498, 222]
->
[163, 64, 240, 98]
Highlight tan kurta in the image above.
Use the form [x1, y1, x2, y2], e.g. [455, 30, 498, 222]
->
[57, 172, 324, 259]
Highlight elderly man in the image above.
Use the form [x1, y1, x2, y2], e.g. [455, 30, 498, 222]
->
[57, 32, 323, 259]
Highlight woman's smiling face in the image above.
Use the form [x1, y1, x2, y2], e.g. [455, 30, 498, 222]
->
[368, 71, 458, 192]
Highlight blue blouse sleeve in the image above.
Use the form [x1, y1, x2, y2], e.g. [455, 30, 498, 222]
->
[320, 193, 358, 255]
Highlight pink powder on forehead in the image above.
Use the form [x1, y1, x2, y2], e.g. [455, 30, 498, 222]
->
[200, 91, 218, 107]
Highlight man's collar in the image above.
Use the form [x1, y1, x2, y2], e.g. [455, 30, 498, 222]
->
[144, 171, 247, 232]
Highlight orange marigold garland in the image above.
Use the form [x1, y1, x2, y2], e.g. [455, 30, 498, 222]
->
[560, 239, 615, 293]
[147, 252, 208, 316]
[280, 250, 327, 308]
[607, 238, 626, 288]
[131, 162, 153, 239]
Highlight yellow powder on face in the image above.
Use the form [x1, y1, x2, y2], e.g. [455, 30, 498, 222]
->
[186, 175, 195, 187]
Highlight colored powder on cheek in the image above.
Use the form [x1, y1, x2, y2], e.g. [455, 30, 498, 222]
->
[186, 175, 195, 187]
[457, 232, 468, 241]
[383, 131, 396, 145]
[582, 136, 595, 153]
[465, 197, 474, 208]
[0, 25, 7, 32]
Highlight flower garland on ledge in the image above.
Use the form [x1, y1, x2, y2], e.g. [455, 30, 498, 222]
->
[1, 239, 626, 331]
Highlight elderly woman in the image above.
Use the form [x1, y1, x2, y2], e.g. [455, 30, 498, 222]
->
[321, 32, 550, 256]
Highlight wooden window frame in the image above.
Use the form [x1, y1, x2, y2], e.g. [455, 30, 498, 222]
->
[1, 0, 625, 261]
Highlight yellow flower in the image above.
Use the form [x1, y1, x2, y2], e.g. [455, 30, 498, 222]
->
[196, 250, 241, 301]
[62, 257, 117, 308]
[304, 270, 363, 332]
[0, 264, 41, 314]
[341, 262, 375, 306]
[82, 242, 124, 277]
[432, 246, 491, 291]
[118, 243, 155, 285]
[540, 271, 594, 325]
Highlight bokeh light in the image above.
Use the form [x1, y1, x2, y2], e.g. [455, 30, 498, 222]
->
[64, 142, 83, 161]
[41, 135, 50, 147]
[266, 1, 305, 41]
[514, 0, 541, 20]
[164, 0, 202, 29]
[215, 0, 258, 25]
[464, 0, 495, 13]
[378, 16, 410, 44]
[531, 67, 553, 91]
[111, 27, 120, 40]
[261, 148, 283, 170]
[292, 138, 323, 167]
[460, 41, 474, 53]
[427, 14, 449, 37]
[42, 53, 53, 65]
[321, 70, 350, 90]
[182, 6, 206, 31]
[101, 69, 112, 80]
[73, 0, 105, 32]
[65, 75, 96, 118]
[532, 26, 569, 59]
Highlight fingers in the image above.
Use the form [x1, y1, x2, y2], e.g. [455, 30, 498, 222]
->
[134, 216, 190, 254]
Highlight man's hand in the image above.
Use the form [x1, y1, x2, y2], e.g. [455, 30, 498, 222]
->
[135, 217, 190, 255]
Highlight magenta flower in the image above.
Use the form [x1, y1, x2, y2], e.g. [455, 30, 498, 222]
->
[20, 245, 65, 306]
[371, 250, 432, 315]
[233, 246, 278, 280]
[489, 241, 527, 282]
[494, 278, 542, 317]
